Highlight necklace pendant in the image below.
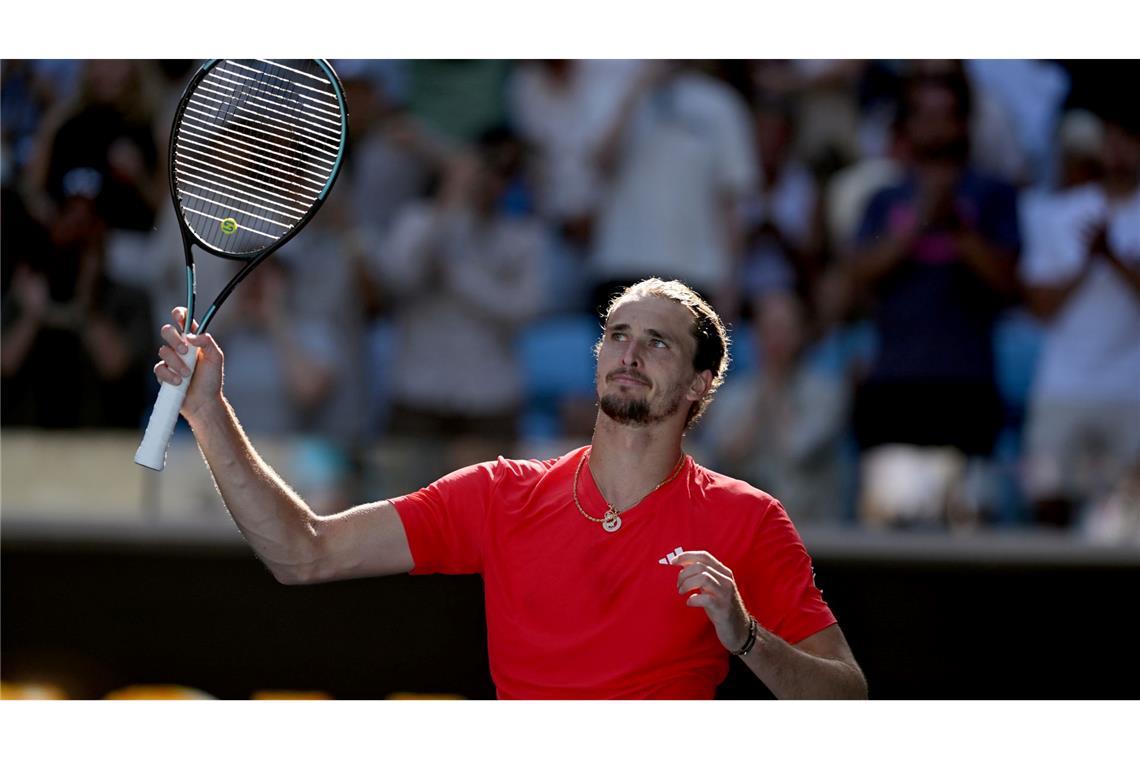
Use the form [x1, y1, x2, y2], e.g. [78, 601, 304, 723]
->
[602, 511, 622, 533]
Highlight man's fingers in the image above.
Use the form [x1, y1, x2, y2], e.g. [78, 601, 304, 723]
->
[153, 360, 181, 386]
[685, 592, 715, 609]
[158, 345, 191, 377]
[161, 323, 190, 354]
[673, 551, 733, 578]
[676, 562, 732, 589]
[678, 571, 723, 597]
[170, 307, 200, 333]
[186, 331, 222, 362]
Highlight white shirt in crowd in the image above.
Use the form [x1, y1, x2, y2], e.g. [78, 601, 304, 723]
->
[508, 60, 645, 223]
[591, 71, 757, 294]
[1020, 184, 1140, 405]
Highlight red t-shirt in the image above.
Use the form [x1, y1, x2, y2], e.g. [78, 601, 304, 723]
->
[391, 446, 836, 699]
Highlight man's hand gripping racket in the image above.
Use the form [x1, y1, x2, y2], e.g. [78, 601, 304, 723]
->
[135, 59, 348, 470]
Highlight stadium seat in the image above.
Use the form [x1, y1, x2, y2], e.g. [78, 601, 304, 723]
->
[517, 315, 601, 439]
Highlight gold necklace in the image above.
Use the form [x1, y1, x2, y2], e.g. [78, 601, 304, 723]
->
[572, 449, 687, 533]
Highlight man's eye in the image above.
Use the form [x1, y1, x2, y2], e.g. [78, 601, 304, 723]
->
[651, 339, 667, 348]
[611, 333, 627, 342]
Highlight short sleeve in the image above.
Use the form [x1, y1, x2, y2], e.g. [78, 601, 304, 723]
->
[390, 460, 499, 575]
[738, 500, 837, 645]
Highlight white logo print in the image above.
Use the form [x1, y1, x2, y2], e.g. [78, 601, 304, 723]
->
[658, 546, 684, 565]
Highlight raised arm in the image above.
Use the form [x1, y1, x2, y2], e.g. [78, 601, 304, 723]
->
[155, 307, 413, 584]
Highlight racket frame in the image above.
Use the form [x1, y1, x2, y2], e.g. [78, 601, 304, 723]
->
[135, 58, 348, 471]
[169, 58, 349, 336]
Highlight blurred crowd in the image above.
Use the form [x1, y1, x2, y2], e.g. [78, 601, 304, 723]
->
[3, 59, 1138, 540]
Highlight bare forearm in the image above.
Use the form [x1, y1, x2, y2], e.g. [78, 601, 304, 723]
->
[958, 233, 1019, 297]
[740, 625, 868, 699]
[851, 236, 912, 291]
[1025, 269, 1087, 320]
[0, 317, 41, 376]
[1102, 249, 1140, 297]
[81, 321, 134, 380]
[186, 396, 323, 582]
[595, 70, 652, 178]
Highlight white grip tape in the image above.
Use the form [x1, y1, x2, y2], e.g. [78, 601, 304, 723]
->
[134, 340, 199, 471]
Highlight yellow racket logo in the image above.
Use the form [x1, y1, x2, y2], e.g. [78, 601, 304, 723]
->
[220, 218, 239, 234]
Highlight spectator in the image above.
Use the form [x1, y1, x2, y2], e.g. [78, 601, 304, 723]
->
[370, 128, 544, 450]
[739, 94, 821, 304]
[825, 109, 906, 255]
[749, 60, 866, 179]
[589, 61, 757, 319]
[21, 60, 163, 234]
[963, 59, 1069, 187]
[203, 256, 356, 514]
[701, 290, 850, 525]
[204, 258, 349, 434]
[1, 178, 153, 428]
[335, 61, 435, 243]
[508, 60, 642, 241]
[1019, 103, 1140, 527]
[507, 60, 643, 312]
[267, 189, 370, 452]
[848, 71, 1021, 522]
[910, 60, 1031, 188]
[1, 60, 80, 177]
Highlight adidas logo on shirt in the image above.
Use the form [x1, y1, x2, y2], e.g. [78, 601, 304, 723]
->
[658, 546, 684, 565]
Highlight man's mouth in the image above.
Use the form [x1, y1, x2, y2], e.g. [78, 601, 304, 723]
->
[608, 371, 651, 387]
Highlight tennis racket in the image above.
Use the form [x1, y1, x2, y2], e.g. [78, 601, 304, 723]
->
[135, 58, 348, 471]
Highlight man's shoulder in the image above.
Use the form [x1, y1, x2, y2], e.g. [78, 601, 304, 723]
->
[488, 446, 586, 483]
[691, 461, 781, 513]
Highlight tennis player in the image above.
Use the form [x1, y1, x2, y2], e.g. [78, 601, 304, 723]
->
[154, 277, 867, 699]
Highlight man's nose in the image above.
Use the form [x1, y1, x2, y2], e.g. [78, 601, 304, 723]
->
[621, 340, 642, 367]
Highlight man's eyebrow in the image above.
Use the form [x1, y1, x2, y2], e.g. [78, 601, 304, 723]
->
[645, 328, 676, 342]
[606, 323, 678, 343]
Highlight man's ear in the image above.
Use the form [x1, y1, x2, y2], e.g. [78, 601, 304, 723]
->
[685, 369, 714, 402]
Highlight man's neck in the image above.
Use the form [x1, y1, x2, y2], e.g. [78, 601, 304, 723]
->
[588, 413, 686, 510]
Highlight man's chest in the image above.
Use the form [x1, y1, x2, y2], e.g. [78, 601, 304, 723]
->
[480, 489, 734, 660]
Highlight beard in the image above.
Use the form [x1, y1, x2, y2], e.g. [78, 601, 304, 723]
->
[599, 387, 683, 427]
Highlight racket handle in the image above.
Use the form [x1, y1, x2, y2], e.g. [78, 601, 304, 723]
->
[134, 344, 199, 471]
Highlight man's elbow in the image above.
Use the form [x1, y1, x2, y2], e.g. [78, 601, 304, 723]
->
[260, 532, 329, 586]
[268, 560, 327, 586]
[839, 663, 869, 699]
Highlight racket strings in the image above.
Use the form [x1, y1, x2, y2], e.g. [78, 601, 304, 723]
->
[172, 59, 345, 256]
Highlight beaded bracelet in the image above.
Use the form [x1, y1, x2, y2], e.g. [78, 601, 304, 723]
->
[731, 616, 758, 657]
